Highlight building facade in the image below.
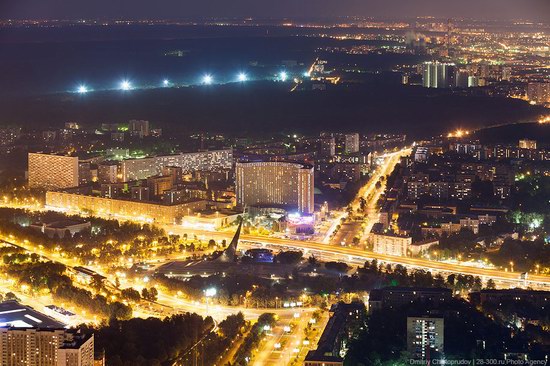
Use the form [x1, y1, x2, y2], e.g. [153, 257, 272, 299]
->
[372, 232, 413, 256]
[28, 153, 79, 190]
[46, 191, 206, 224]
[344, 133, 360, 154]
[236, 161, 314, 214]
[407, 316, 444, 359]
[121, 149, 233, 182]
[422, 61, 456, 88]
[0, 301, 94, 366]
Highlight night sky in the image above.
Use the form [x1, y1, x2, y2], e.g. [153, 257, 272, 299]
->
[1, 0, 549, 21]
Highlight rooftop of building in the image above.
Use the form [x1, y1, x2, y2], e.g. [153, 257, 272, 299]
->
[370, 287, 453, 296]
[478, 288, 550, 296]
[304, 350, 343, 363]
[236, 160, 314, 169]
[59, 332, 93, 349]
[0, 301, 65, 329]
[32, 219, 89, 229]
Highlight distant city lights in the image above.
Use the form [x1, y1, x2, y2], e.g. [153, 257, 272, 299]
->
[202, 74, 213, 85]
[77, 85, 89, 94]
[279, 71, 288, 81]
[120, 80, 132, 91]
[237, 72, 248, 82]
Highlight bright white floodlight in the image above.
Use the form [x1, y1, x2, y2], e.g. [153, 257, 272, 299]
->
[120, 80, 132, 90]
[204, 287, 217, 297]
[280, 71, 288, 81]
[237, 72, 247, 82]
[163, 79, 169, 86]
[77, 85, 88, 94]
[202, 74, 213, 85]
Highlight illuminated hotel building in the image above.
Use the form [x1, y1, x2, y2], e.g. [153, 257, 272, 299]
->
[28, 153, 79, 190]
[236, 161, 314, 214]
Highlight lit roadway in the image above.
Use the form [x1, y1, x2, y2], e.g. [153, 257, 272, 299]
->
[253, 308, 314, 366]
[352, 149, 410, 239]
[160, 226, 550, 288]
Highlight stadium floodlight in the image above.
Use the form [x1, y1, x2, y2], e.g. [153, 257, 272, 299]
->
[237, 72, 247, 82]
[120, 80, 132, 90]
[163, 79, 169, 86]
[202, 74, 213, 85]
[280, 71, 288, 81]
[77, 85, 88, 94]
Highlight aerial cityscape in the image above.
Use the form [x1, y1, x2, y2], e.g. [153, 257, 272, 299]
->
[0, 0, 549, 365]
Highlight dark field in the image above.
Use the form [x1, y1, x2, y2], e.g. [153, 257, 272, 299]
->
[0, 82, 544, 138]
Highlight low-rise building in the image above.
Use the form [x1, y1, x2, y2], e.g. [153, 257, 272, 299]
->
[372, 231, 413, 257]
[304, 302, 364, 366]
[29, 219, 91, 239]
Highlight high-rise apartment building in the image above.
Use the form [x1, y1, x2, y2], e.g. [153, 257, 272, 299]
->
[319, 136, 336, 157]
[236, 161, 314, 214]
[407, 316, 444, 359]
[128, 119, 150, 138]
[120, 157, 157, 182]
[519, 139, 537, 150]
[0, 301, 94, 366]
[28, 153, 79, 190]
[58, 333, 95, 366]
[97, 162, 119, 184]
[527, 82, 550, 105]
[344, 133, 360, 154]
[422, 61, 456, 88]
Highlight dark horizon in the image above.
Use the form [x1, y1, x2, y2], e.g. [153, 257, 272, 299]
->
[1, 0, 549, 22]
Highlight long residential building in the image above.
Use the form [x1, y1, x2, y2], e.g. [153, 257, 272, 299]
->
[236, 161, 314, 214]
[46, 191, 207, 224]
[121, 149, 233, 181]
